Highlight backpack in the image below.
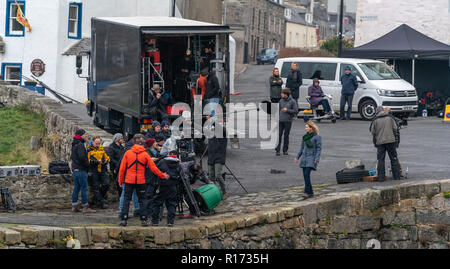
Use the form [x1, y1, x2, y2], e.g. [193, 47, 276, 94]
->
[49, 161, 71, 174]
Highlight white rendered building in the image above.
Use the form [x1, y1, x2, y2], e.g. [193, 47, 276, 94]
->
[355, 0, 450, 46]
[0, 0, 181, 102]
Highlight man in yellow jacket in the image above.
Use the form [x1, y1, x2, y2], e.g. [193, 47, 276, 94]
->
[87, 136, 111, 209]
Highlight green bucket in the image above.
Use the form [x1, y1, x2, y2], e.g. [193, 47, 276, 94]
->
[193, 184, 223, 212]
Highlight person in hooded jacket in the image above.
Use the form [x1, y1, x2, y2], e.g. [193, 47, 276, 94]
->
[151, 151, 182, 227]
[87, 137, 111, 209]
[308, 78, 332, 114]
[117, 136, 141, 219]
[270, 67, 283, 103]
[71, 129, 96, 213]
[276, 89, 298, 156]
[118, 134, 169, 227]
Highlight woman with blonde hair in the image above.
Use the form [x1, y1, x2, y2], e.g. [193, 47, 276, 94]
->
[269, 67, 283, 103]
[295, 120, 322, 199]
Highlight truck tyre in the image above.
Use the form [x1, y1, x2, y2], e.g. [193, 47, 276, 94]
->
[336, 168, 370, 184]
[359, 99, 377, 120]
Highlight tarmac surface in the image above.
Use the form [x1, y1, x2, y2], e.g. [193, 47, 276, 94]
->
[11, 63, 445, 227]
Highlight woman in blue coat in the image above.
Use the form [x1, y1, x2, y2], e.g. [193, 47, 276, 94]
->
[295, 121, 322, 200]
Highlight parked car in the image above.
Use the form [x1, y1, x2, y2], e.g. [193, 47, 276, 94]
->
[274, 57, 418, 120]
[257, 48, 278, 65]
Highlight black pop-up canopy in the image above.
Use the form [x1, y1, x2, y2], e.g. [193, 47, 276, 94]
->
[342, 24, 450, 60]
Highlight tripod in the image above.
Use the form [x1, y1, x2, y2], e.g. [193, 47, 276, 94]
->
[199, 142, 248, 194]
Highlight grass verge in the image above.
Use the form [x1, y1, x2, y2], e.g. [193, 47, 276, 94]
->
[0, 104, 48, 167]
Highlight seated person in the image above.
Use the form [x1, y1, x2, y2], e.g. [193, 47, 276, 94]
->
[148, 84, 168, 122]
[307, 78, 332, 115]
[146, 121, 162, 139]
[310, 70, 324, 80]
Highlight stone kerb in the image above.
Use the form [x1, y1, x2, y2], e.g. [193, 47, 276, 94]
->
[1, 179, 448, 249]
[0, 85, 113, 162]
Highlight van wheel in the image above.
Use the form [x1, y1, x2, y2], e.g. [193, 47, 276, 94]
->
[359, 100, 377, 120]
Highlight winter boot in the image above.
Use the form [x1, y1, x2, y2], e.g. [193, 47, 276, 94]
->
[72, 204, 81, 213]
[82, 205, 96, 213]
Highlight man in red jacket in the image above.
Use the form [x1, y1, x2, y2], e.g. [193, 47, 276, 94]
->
[118, 134, 169, 226]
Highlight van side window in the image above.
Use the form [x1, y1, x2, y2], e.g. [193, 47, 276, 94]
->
[340, 64, 362, 80]
[280, 62, 337, 81]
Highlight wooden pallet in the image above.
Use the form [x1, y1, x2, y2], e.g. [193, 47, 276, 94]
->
[363, 175, 378, 182]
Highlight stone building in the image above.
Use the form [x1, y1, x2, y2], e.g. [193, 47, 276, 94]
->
[284, 7, 318, 48]
[224, 0, 286, 64]
[176, 0, 223, 24]
[284, 0, 332, 42]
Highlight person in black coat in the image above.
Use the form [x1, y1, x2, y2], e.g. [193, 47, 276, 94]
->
[286, 62, 303, 103]
[70, 129, 96, 213]
[207, 132, 228, 199]
[151, 153, 182, 226]
[148, 84, 168, 122]
[107, 133, 125, 197]
[203, 69, 221, 120]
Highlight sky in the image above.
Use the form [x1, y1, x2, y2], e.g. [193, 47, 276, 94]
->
[327, 0, 357, 13]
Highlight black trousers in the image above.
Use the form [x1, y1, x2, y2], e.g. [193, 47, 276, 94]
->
[151, 184, 177, 224]
[340, 94, 354, 120]
[144, 183, 156, 218]
[121, 183, 147, 221]
[91, 172, 110, 206]
[150, 107, 168, 122]
[377, 143, 400, 181]
[270, 97, 281, 103]
[276, 121, 292, 153]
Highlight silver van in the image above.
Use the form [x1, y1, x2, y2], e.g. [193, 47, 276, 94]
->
[274, 57, 418, 120]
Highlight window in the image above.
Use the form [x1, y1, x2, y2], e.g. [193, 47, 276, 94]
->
[357, 62, 400, 80]
[68, 2, 82, 39]
[1, 63, 22, 85]
[281, 62, 337, 81]
[340, 64, 363, 80]
[5, 0, 25, 37]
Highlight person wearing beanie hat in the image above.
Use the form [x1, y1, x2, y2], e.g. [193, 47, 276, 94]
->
[370, 105, 400, 182]
[71, 129, 96, 213]
[340, 65, 359, 120]
[161, 120, 171, 140]
[145, 121, 162, 139]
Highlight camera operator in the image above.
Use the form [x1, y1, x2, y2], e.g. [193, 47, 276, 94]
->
[179, 161, 214, 217]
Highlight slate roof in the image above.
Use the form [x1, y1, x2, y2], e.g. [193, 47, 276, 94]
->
[62, 38, 91, 56]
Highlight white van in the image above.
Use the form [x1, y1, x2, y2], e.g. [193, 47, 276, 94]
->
[274, 57, 418, 120]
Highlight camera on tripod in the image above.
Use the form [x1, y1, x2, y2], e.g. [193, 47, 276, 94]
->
[176, 138, 195, 162]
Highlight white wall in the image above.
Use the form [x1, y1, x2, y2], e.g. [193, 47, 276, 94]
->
[1, 0, 180, 102]
[355, 0, 450, 46]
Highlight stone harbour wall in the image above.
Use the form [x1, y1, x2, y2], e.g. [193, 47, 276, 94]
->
[0, 179, 449, 249]
[0, 175, 119, 210]
[0, 84, 113, 162]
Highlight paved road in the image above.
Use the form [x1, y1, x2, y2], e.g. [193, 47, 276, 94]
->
[221, 64, 450, 195]
[61, 64, 450, 196]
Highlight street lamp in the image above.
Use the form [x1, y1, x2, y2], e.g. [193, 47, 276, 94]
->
[338, 0, 344, 57]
